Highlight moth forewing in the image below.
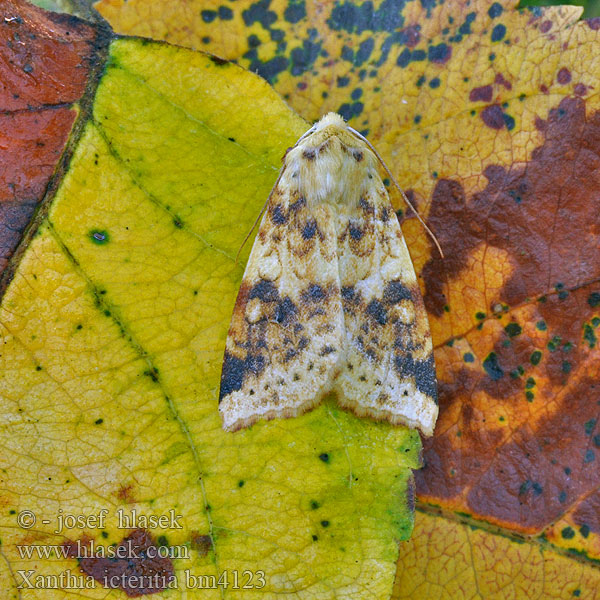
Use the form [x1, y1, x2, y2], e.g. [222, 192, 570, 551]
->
[219, 113, 438, 436]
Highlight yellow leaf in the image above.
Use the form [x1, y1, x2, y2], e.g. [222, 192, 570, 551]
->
[0, 37, 421, 598]
[394, 511, 600, 599]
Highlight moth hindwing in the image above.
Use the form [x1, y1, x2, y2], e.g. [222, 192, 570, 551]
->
[219, 113, 438, 436]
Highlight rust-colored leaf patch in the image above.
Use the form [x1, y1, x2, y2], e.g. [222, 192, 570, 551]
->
[0, 0, 102, 276]
[64, 529, 175, 597]
[418, 95, 600, 534]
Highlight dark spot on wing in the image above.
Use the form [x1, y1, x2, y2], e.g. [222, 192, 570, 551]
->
[303, 148, 316, 160]
[290, 196, 307, 211]
[271, 203, 287, 225]
[275, 297, 298, 325]
[303, 283, 327, 302]
[319, 345, 336, 356]
[299, 336, 309, 350]
[384, 281, 413, 304]
[219, 353, 244, 400]
[353, 150, 363, 162]
[249, 279, 279, 302]
[341, 286, 359, 303]
[394, 353, 438, 401]
[349, 223, 364, 240]
[366, 299, 388, 325]
[302, 218, 318, 239]
[245, 353, 266, 376]
[360, 197, 374, 213]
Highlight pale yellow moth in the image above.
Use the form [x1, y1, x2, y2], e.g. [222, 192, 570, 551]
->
[219, 113, 438, 436]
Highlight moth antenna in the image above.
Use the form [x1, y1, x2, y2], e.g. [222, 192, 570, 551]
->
[235, 168, 285, 264]
[347, 126, 444, 259]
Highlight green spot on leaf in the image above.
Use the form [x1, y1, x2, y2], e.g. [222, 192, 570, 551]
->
[90, 229, 110, 244]
[504, 323, 523, 337]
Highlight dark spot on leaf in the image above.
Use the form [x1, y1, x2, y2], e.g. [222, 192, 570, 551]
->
[242, 0, 277, 28]
[588, 292, 600, 307]
[491, 23, 506, 42]
[290, 39, 322, 76]
[557, 67, 572, 85]
[90, 230, 109, 245]
[191, 532, 213, 556]
[469, 85, 493, 102]
[326, 1, 405, 34]
[504, 322, 522, 338]
[74, 529, 175, 594]
[530, 351, 542, 365]
[428, 43, 451, 64]
[218, 6, 233, 20]
[482, 352, 504, 380]
[209, 55, 229, 66]
[584, 323, 597, 348]
[319, 453, 330, 463]
[488, 2, 503, 18]
[480, 104, 505, 129]
[284, 0, 306, 23]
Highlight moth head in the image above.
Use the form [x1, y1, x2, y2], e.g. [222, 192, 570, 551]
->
[296, 112, 367, 154]
[313, 112, 347, 132]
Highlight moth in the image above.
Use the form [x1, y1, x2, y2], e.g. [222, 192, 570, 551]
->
[219, 113, 438, 436]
